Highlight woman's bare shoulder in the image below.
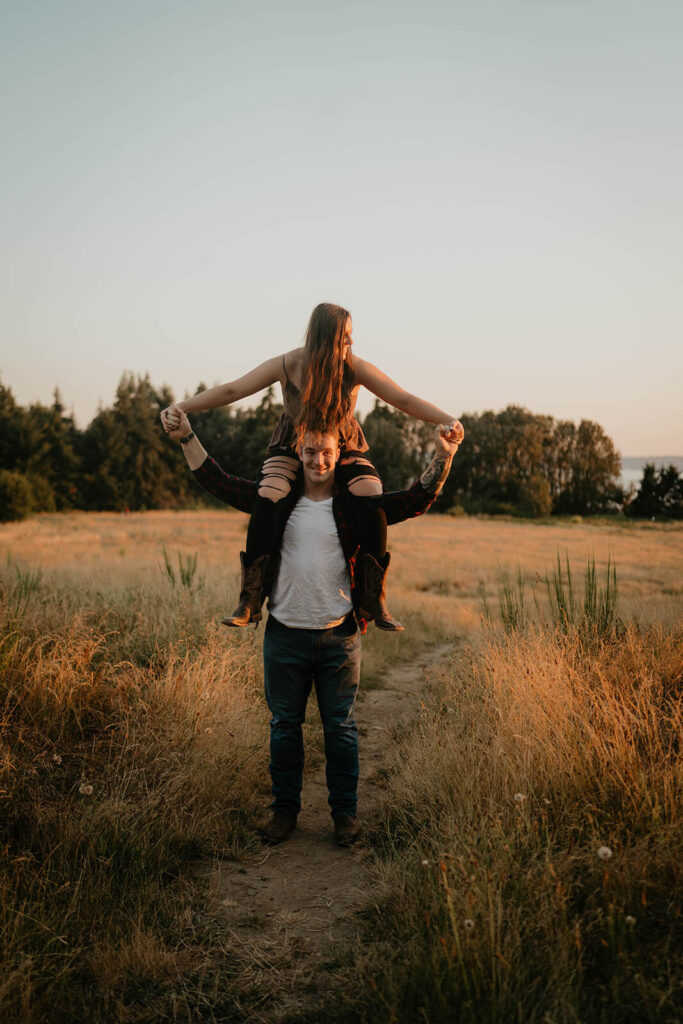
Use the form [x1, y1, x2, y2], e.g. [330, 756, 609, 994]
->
[284, 346, 305, 364]
[283, 347, 305, 384]
[349, 353, 379, 383]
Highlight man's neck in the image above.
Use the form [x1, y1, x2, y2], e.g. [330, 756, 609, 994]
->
[302, 473, 336, 502]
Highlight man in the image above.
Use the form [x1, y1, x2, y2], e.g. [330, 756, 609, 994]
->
[166, 407, 460, 847]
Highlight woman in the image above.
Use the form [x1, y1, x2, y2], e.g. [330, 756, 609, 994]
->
[161, 302, 463, 629]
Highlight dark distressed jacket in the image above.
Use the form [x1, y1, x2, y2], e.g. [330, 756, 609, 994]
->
[192, 456, 437, 633]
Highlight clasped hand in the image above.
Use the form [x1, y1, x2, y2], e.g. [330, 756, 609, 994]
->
[161, 405, 190, 441]
[438, 420, 465, 453]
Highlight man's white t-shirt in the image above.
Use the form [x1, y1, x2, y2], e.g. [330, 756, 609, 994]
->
[268, 496, 352, 629]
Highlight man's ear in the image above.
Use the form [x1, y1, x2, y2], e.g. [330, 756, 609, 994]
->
[334, 445, 341, 464]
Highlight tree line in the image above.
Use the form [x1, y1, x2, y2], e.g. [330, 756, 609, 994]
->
[0, 374, 680, 520]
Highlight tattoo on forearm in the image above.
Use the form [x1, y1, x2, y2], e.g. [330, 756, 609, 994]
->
[420, 454, 452, 495]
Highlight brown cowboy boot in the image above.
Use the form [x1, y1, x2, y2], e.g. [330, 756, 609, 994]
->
[358, 552, 404, 631]
[222, 552, 270, 627]
[260, 810, 297, 845]
[333, 815, 362, 847]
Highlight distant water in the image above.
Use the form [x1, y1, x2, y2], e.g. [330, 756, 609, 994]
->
[620, 456, 683, 491]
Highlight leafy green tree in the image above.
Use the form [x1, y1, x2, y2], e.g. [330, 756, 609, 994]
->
[560, 419, 621, 514]
[361, 401, 432, 491]
[518, 474, 553, 518]
[440, 407, 621, 516]
[441, 407, 551, 513]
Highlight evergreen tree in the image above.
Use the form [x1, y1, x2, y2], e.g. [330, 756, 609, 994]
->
[627, 464, 683, 519]
[0, 379, 31, 470]
[25, 390, 81, 509]
[153, 381, 195, 505]
[112, 372, 186, 510]
[211, 387, 284, 481]
[80, 405, 119, 509]
[81, 373, 187, 511]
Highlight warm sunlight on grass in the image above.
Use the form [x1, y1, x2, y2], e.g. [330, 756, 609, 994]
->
[333, 620, 682, 1023]
[0, 509, 681, 1022]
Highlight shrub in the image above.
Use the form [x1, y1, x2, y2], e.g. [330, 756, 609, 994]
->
[0, 470, 35, 522]
[518, 473, 552, 517]
[25, 473, 57, 513]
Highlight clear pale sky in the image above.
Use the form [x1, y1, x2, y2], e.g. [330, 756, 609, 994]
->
[1, 1, 681, 456]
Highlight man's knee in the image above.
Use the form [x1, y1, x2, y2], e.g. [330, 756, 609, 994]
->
[259, 457, 299, 502]
[270, 710, 306, 729]
[347, 476, 382, 497]
[340, 456, 382, 497]
[258, 478, 292, 502]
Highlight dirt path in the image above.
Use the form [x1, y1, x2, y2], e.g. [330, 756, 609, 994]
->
[196, 641, 454, 1024]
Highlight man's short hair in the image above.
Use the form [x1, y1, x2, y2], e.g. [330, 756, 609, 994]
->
[297, 429, 342, 452]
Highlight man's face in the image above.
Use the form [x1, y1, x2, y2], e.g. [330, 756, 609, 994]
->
[299, 433, 341, 488]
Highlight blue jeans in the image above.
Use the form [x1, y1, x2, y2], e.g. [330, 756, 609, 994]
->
[263, 613, 361, 819]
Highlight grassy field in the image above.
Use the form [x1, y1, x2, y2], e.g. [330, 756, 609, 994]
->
[0, 510, 681, 1022]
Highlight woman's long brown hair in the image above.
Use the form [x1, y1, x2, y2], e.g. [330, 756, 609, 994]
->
[295, 302, 354, 444]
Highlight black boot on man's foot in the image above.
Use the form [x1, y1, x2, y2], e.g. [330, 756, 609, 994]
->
[260, 811, 297, 845]
[222, 552, 270, 627]
[334, 815, 362, 847]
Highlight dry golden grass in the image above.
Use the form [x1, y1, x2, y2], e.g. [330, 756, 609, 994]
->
[329, 623, 682, 1024]
[0, 580, 271, 1020]
[2, 508, 680, 669]
[0, 509, 681, 1022]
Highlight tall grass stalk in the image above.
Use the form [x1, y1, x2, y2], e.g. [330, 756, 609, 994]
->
[497, 565, 527, 633]
[485, 552, 620, 640]
[545, 551, 618, 637]
[160, 546, 201, 591]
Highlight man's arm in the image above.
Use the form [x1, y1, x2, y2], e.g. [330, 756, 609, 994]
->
[384, 427, 460, 526]
[418, 446, 455, 497]
[167, 406, 258, 513]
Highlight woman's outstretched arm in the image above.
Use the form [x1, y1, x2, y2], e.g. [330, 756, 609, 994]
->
[161, 353, 288, 430]
[352, 355, 461, 431]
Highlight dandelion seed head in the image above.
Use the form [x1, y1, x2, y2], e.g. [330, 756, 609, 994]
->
[597, 845, 612, 860]
[79, 783, 94, 796]
[514, 792, 526, 803]
[421, 859, 430, 866]
[463, 919, 475, 931]
[625, 915, 636, 927]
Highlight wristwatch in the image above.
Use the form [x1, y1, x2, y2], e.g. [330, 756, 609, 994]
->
[179, 432, 195, 445]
